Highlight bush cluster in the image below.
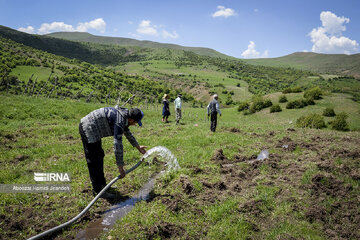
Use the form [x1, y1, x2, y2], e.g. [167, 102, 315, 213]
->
[323, 107, 336, 117]
[329, 112, 349, 131]
[237, 101, 249, 112]
[249, 96, 272, 113]
[296, 113, 326, 129]
[279, 95, 288, 103]
[304, 86, 322, 100]
[282, 86, 302, 94]
[286, 98, 315, 109]
[270, 104, 282, 113]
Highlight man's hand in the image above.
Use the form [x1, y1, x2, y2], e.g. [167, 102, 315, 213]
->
[118, 165, 126, 179]
[137, 145, 147, 155]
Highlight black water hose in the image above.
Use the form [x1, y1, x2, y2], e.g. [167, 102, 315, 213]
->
[27, 158, 144, 240]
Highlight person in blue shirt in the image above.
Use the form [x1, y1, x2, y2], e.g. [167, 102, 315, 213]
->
[79, 107, 147, 199]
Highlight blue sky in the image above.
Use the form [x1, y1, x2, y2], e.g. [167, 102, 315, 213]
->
[1, 0, 359, 58]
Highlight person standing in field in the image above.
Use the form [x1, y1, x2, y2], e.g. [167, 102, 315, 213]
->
[79, 107, 147, 200]
[162, 94, 170, 123]
[174, 94, 182, 125]
[207, 94, 221, 132]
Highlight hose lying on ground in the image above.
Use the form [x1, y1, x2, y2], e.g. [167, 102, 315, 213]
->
[27, 158, 144, 240]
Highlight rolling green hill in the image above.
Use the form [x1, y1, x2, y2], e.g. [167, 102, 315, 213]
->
[0, 25, 320, 104]
[46, 31, 233, 59]
[1, 25, 359, 104]
[243, 52, 360, 78]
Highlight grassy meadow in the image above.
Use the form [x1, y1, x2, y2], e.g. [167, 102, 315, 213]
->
[0, 92, 359, 239]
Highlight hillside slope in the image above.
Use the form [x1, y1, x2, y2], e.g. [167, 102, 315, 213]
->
[243, 52, 360, 78]
[45, 32, 233, 59]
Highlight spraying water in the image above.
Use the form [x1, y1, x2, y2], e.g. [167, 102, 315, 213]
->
[143, 146, 180, 171]
[76, 146, 179, 240]
[256, 149, 269, 160]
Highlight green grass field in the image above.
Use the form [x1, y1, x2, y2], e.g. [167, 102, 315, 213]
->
[118, 60, 253, 103]
[0, 93, 359, 239]
[10, 66, 64, 83]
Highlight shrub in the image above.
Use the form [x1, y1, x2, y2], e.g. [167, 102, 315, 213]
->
[329, 112, 349, 131]
[282, 86, 302, 94]
[249, 96, 272, 113]
[304, 87, 322, 100]
[270, 104, 282, 113]
[323, 107, 336, 117]
[243, 110, 251, 115]
[291, 86, 303, 93]
[286, 99, 307, 109]
[225, 95, 234, 105]
[279, 95, 288, 103]
[304, 98, 315, 105]
[282, 87, 292, 94]
[263, 99, 273, 108]
[296, 114, 326, 129]
[237, 102, 249, 112]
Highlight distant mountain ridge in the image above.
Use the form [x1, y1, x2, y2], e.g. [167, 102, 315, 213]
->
[243, 52, 360, 78]
[1, 25, 359, 78]
[45, 31, 233, 59]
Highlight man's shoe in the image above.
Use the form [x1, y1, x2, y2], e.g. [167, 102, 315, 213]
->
[99, 191, 116, 200]
[93, 190, 116, 200]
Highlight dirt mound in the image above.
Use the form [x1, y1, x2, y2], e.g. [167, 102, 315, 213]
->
[179, 176, 194, 195]
[233, 153, 257, 162]
[147, 222, 185, 239]
[310, 174, 351, 198]
[276, 136, 297, 151]
[238, 200, 264, 217]
[211, 149, 229, 163]
[228, 127, 242, 133]
[307, 174, 359, 239]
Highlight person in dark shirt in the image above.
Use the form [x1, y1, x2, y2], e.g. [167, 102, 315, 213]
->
[162, 94, 170, 123]
[79, 107, 147, 199]
[207, 94, 221, 132]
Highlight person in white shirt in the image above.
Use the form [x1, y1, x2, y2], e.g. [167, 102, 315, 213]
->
[174, 94, 182, 125]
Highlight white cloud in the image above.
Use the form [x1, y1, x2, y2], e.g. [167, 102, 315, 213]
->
[130, 20, 179, 40]
[162, 30, 179, 39]
[212, 6, 236, 18]
[38, 21, 74, 34]
[136, 20, 158, 36]
[241, 41, 268, 58]
[20, 18, 106, 35]
[77, 18, 106, 33]
[309, 11, 358, 54]
[18, 26, 35, 34]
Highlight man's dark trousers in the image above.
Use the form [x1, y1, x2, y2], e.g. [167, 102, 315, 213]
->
[210, 112, 217, 132]
[79, 123, 106, 193]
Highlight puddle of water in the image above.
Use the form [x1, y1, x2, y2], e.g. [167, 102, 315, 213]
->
[76, 146, 179, 240]
[256, 150, 269, 160]
[76, 174, 160, 240]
